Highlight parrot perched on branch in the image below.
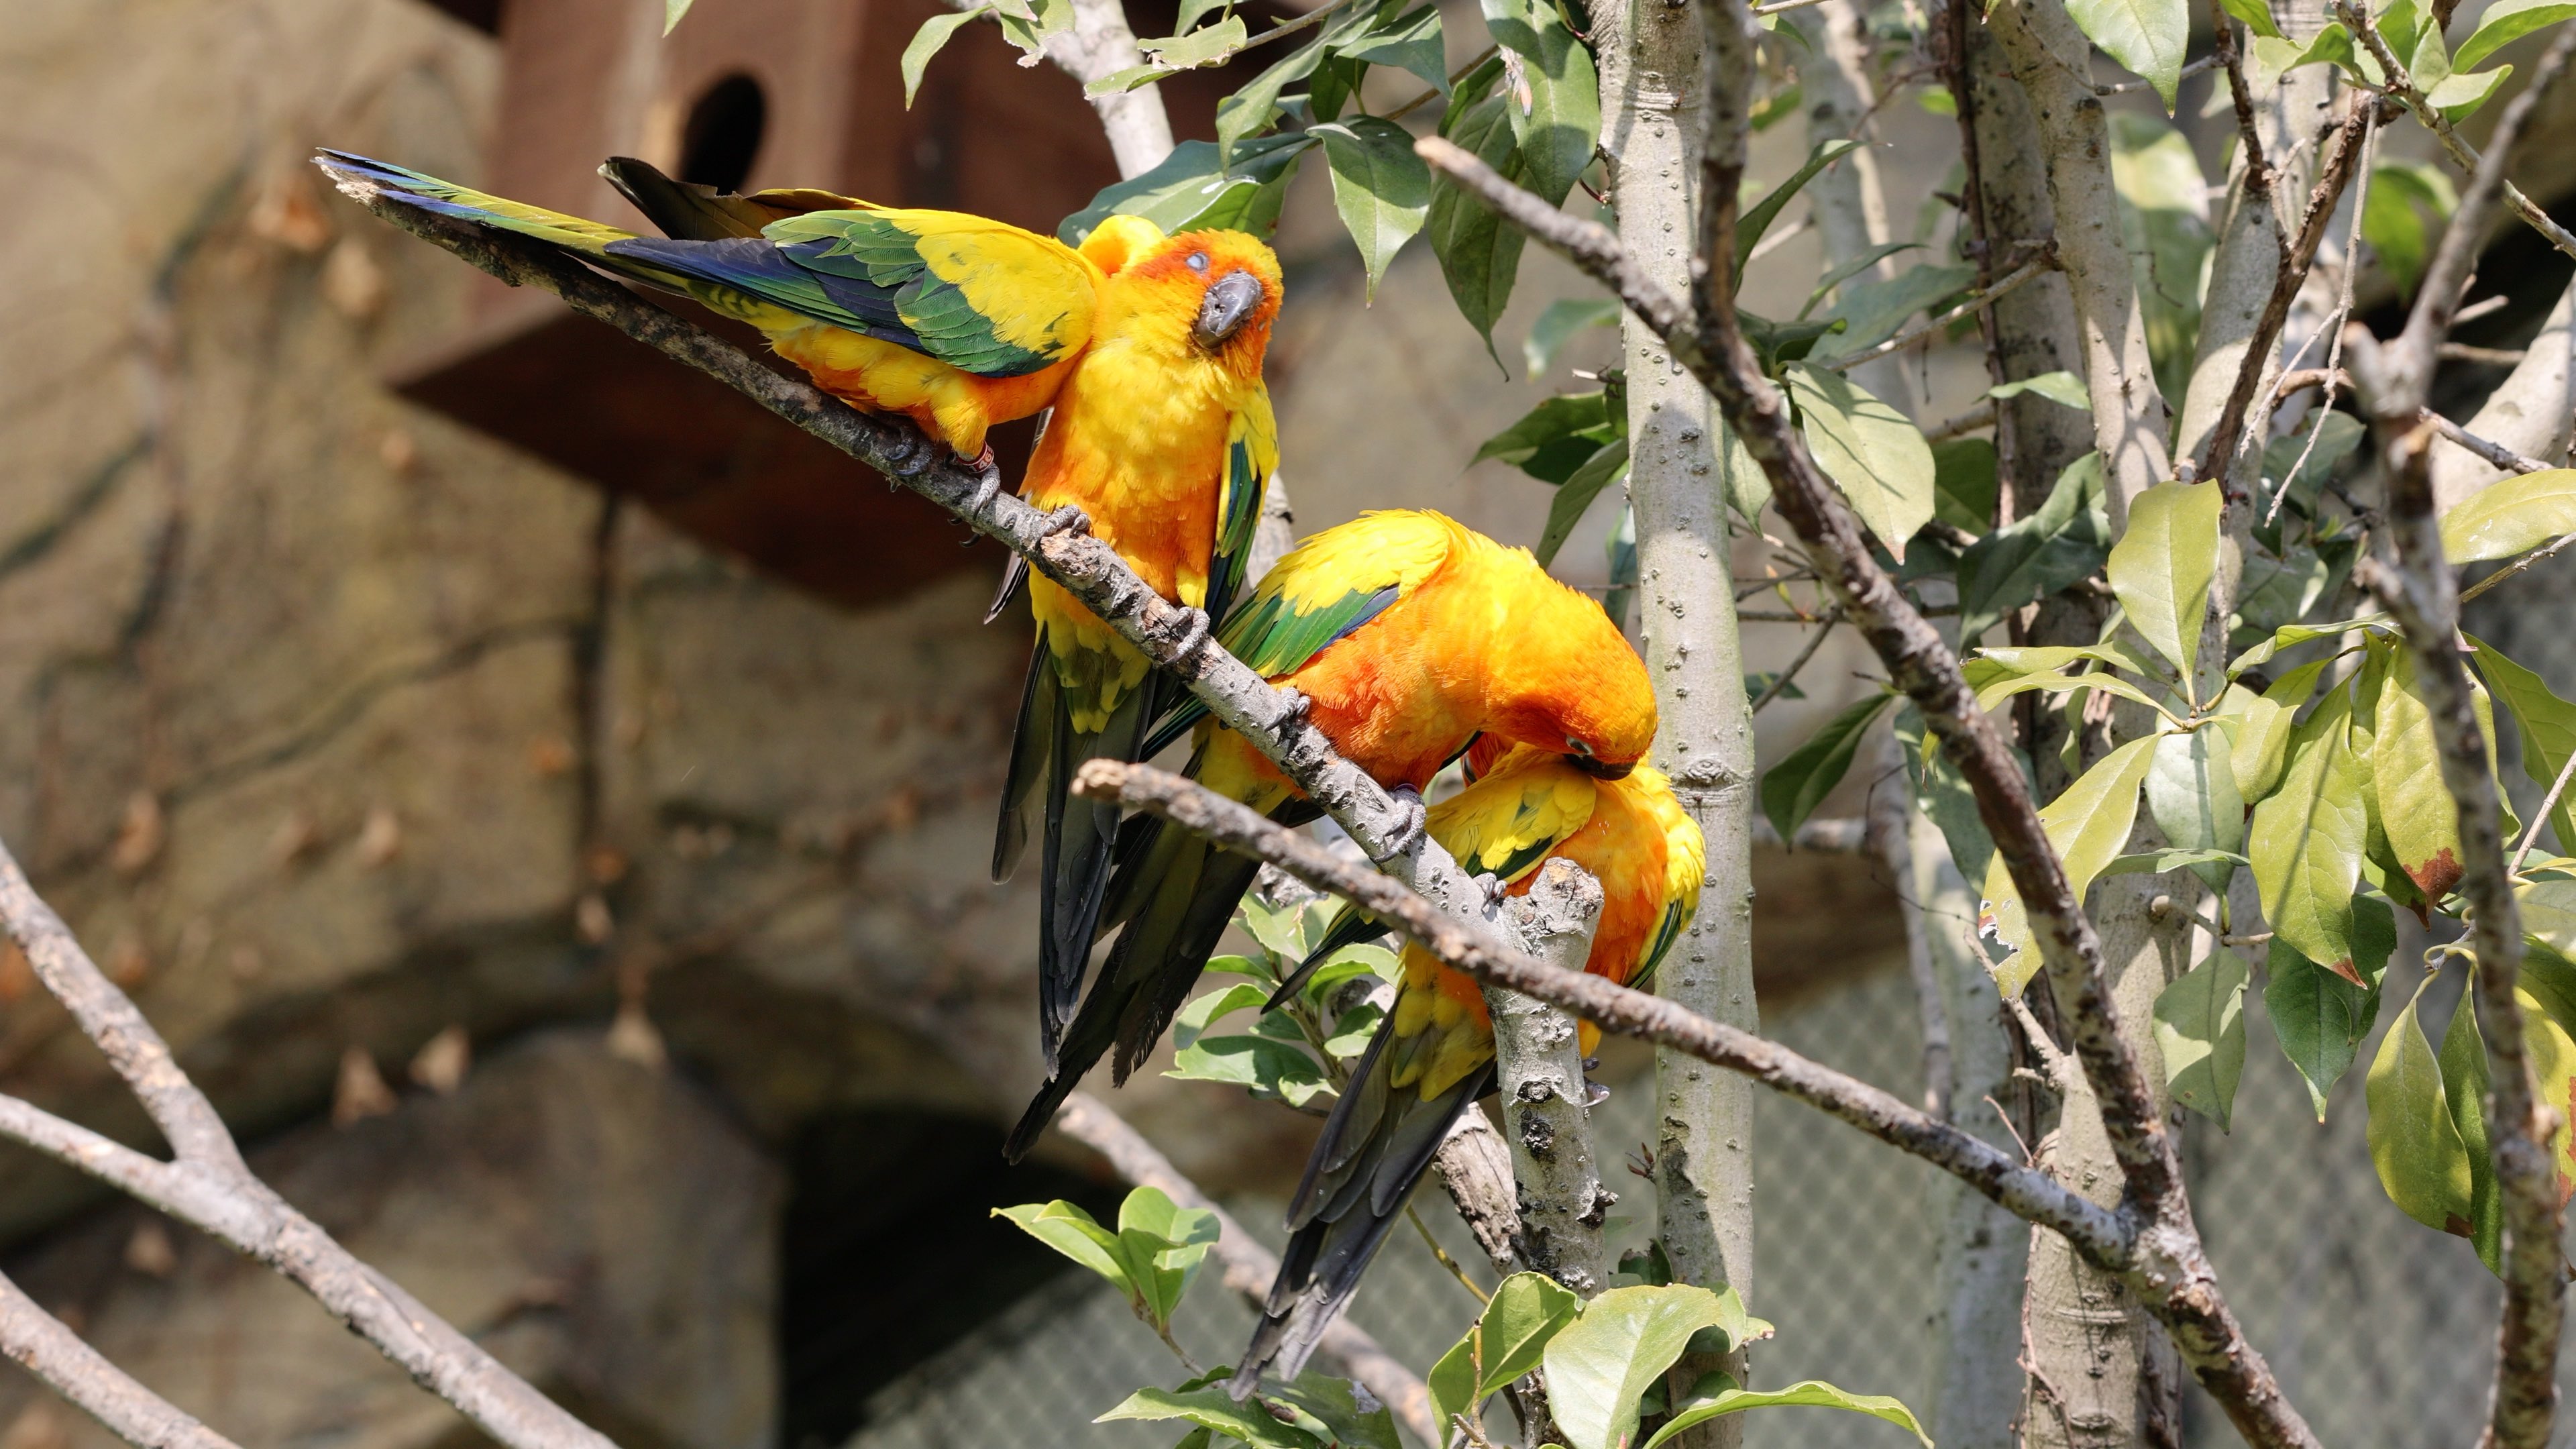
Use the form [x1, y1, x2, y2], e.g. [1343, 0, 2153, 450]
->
[317, 152, 1283, 1067]
[1236, 743, 1703, 1393]
[1003, 509, 1658, 1162]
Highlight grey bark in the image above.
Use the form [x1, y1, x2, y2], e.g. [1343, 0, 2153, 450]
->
[1487, 859, 1613, 1295]
[2432, 280, 2575, 509]
[1593, 0, 1760, 1435]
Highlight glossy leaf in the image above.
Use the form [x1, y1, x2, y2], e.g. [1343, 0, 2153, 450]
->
[1811, 263, 1978, 361]
[1314, 117, 1432, 299]
[2516, 985, 2576, 1205]
[1474, 390, 1618, 481]
[1967, 665, 2168, 718]
[2098, 847, 2248, 877]
[2440, 469, 2576, 564]
[2362, 160, 2458, 297]
[2456, 0, 2576, 68]
[1639, 1373, 1931, 1449]
[994, 1198, 1132, 1291]
[1167, 1034, 1332, 1106]
[2438, 981, 2503, 1269]
[2226, 616, 2386, 674]
[1060, 135, 1311, 245]
[1981, 733, 2158, 994]
[2374, 647, 2469, 902]
[1336, 3, 1446, 93]
[2431, 64, 2516, 122]
[2218, 0, 2284, 38]
[1801, 241, 1923, 317]
[1482, 0, 1599, 206]
[1267, 1373, 1403, 1449]
[2147, 725, 2245, 894]
[2527, 877, 2576, 963]
[2155, 952, 2249, 1128]
[1785, 364, 1935, 560]
[1525, 298, 1622, 377]
[2108, 113, 2212, 398]
[2471, 635, 2576, 854]
[2222, 659, 2328, 802]
[2108, 478, 2222, 688]
[1537, 439, 1630, 566]
[2068, 0, 2188, 109]
[1097, 1383, 1320, 1449]
[2367, 973, 2479, 1236]
[2266, 938, 2381, 1119]
[1426, 74, 1528, 357]
[1988, 370, 2091, 410]
[1119, 1187, 1221, 1330]
[1428, 1269, 1585, 1431]
[1173, 982, 1274, 1049]
[2251, 688, 2366, 977]
[1896, 704, 1995, 894]
[1543, 1285, 1739, 1449]
[2256, 413, 2367, 527]
[904, 8, 990, 105]
[1760, 694, 1896, 841]
[1932, 438, 1999, 533]
[1956, 452, 2111, 642]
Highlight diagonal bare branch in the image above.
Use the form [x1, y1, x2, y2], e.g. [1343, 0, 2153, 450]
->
[0, 1269, 239, 1449]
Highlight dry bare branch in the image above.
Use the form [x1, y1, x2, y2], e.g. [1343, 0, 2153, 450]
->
[0, 1268, 240, 1449]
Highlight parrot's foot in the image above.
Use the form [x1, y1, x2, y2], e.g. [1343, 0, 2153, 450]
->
[1583, 1078, 1611, 1108]
[1474, 872, 1510, 908]
[1381, 783, 1428, 855]
[1038, 504, 1091, 539]
[963, 455, 1006, 516]
[1272, 686, 1311, 725]
[884, 430, 940, 478]
[1163, 605, 1212, 665]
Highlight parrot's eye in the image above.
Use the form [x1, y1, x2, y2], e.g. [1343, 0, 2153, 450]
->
[1566, 738, 1595, 757]
[1186, 251, 1212, 272]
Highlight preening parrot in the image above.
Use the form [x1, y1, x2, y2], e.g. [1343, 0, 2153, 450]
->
[1002, 509, 1659, 1161]
[1234, 744, 1703, 1394]
[317, 152, 1283, 1065]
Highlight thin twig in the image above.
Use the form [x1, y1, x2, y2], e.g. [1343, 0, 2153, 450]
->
[2511, 748, 2576, 877]
[1750, 610, 1842, 713]
[2095, 54, 2216, 95]
[0, 1269, 241, 1449]
[2424, 409, 2552, 476]
[1813, 257, 2052, 372]
[1407, 1204, 1493, 1304]
[1384, 44, 1499, 122]
[2461, 533, 2576, 604]
[1052, 1093, 1440, 1446]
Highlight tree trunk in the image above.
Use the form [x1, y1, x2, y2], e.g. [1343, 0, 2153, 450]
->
[1593, 0, 1758, 1438]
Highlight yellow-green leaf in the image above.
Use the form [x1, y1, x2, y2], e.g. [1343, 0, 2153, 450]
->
[2107, 478, 2223, 690]
[2250, 686, 2367, 976]
[1786, 364, 1935, 561]
[2472, 635, 2576, 855]
[2155, 951, 2249, 1128]
[2439, 468, 2576, 564]
[2373, 646, 2466, 902]
[1980, 734, 2158, 994]
[2366, 973, 2478, 1235]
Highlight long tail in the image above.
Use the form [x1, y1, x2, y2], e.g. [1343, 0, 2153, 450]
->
[1235, 1013, 1491, 1397]
[994, 645, 1168, 1068]
[316, 150, 800, 325]
[1004, 785, 1316, 1161]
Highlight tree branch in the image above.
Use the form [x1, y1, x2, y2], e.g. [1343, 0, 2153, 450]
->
[0, 1268, 239, 1449]
[1048, 1094, 1438, 1447]
[1419, 66, 2322, 1444]
[1487, 859, 1611, 1295]
[0, 842, 621, 1449]
[2341, 40, 2576, 1446]
[1067, 759, 2132, 1260]
[949, 0, 1177, 178]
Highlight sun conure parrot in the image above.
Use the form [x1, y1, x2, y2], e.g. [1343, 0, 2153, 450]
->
[1234, 743, 1703, 1393]
[1002, 509, 1658, 1161]
[316, 151, 1283, 1065]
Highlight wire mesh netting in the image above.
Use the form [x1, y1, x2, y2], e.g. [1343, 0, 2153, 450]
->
[847, 958, 2576, 1449]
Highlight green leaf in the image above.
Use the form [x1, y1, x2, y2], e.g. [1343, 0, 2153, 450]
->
[1956, 451, 2112, 643]
[2108, 113, 2212, 398]
[2067, 0, 2189, 106]
[663, 0, 694, 34]
[1216, 28, 1332, 156]
[2155, 951, 2250, 1128]
[2367, 971, 2479, 1236]
[1542, 1285, 1741, 1449]
[2457, 0, 2576, 68]
[1098, 1383, 1322, 1449]
[1896, 704, 1996, 892]
[1760, 693, 1896, 841]
[1966, 664, 2169, 718]
[1933, 438, 1999, 534]
[1173, 982, 1275, 1049]
[996, 1198, 1135, 1290]
[1267, 1372, 1403, 1449]
[1118, 1187, 1221, 1330]
[2107, 476, 2223, 690]
[1335, 2, 1447, 93]
[1315, 117, 1432, 299]
[1059, 134, 1311, 246]
[1483, 0, 1600, 206]
[1426, 78, 1529, 358]
[2147, 725, 2246, 894]
[2250, 21, 2364, 89]
[1474, 390, 1617, 480]
[1239, 894, 1315, 961]
[2220, 660, 2325, 800]
[1139, 13, 1250, 70]
[903, 8, 990, 105]
[1735, 140, 1862, 259]
[1168, 1034, 1332, 1106]
[1811, 263, 1978, 361]
[2374, 645, 2468, 902]
[1981, 733, 2159, 994]
[1432, 1271, 1589, 1415]
[2255, 412, 2366, 526]
[2440, 469, 2576, 564]
[1640, 1373, 1930, 1449]
[1424, 1338, 1479, 1443]
[2226, 615, 2384, 674]
[2251, 687, 2367, 977]
[2098, 847, 2249, 877]
[2427, 62, 2514, 121]
[1784, 364, 1935, 559]
[1537, 439, 1630, 566]
[1801, 241, 1924, 319]
[2362, 160, 2458, 297]
[2471, 635, 2576, 854]
[2267, 938, 2382, 1119]
[2438, 981, 2503, 1270]
[1525, 298, 1623, 377]
[2218, 0, 2284, 38]
[1988, 370, 2092, 411]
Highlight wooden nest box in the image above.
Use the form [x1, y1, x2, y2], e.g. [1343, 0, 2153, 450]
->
[398, 0, 1226, 609]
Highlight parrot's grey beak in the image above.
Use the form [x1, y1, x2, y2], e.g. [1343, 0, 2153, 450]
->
[1193, 270, 1265, 349]
[1568, 754, 1635, 780]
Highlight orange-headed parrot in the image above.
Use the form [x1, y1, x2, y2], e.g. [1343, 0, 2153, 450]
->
[317, 152, 1283, 1066]
[1237, 743, 1703, 1391]
[1002, 510, 1659, 1160]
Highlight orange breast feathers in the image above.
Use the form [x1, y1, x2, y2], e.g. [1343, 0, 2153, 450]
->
[771, 327, 1073, 462]
[1419, 786, 1672, 1035]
